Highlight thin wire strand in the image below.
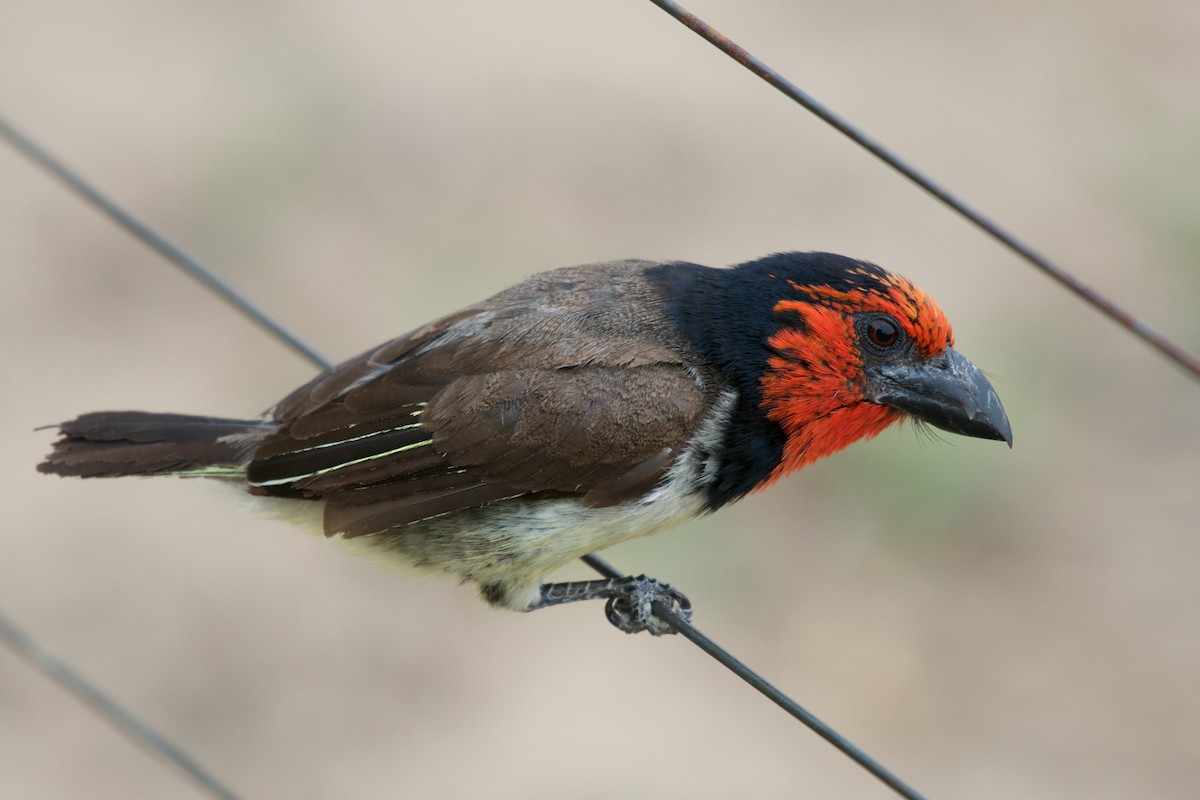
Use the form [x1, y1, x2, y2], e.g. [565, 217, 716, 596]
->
[0, 115, 333, 373]
[1, 115, 929, 800]
[581, 555, 928, 800]
[0, 612, 244, 800]
[645, 0, 1200, 382]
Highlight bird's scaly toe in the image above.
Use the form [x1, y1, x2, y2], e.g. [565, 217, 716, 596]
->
[603, 575, 692, 636]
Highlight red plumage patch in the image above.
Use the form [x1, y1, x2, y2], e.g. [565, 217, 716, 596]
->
[755, 274, 953, 488]
[789, 271, 954, 357]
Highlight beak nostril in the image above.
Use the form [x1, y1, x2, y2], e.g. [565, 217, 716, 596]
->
[873, 347, 1011, 445]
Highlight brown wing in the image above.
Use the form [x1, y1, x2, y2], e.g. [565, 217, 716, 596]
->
[245, 261, 710, 538]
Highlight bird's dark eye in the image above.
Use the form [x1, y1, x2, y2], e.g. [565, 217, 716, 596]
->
[866, 317, 900, 347]
[854, 314, 907, 357]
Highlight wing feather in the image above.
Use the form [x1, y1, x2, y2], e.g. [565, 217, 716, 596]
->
[246, 261, 713, 537]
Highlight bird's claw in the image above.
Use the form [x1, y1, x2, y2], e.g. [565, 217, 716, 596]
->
[603, 575, 692, 636]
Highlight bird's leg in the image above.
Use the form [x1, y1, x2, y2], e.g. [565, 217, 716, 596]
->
[529, 575, 693, 636]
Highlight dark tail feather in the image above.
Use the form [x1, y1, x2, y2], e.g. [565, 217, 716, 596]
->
[38, 411, 273, 479]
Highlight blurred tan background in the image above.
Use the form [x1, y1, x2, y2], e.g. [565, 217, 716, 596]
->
[2, 1, 1198, 798]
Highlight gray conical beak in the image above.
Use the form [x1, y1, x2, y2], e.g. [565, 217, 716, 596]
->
[869, 347, 1012, 446]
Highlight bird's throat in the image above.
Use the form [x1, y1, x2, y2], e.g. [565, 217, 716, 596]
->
[755, 305, 901, 489]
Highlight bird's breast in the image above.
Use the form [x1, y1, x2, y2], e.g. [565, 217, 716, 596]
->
[354, 390, 739, 609]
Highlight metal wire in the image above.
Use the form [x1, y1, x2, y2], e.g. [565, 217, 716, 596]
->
[645, 0, 1200, 382]
[0, 612, 244, 800]
[0, 116, 332, 374]
[581, 556, 929, 800]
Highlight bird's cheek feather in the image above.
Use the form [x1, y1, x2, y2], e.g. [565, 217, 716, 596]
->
[757, 370, 898, 490]
[756, 307, 900, 488]
[762, 304, 864, 422]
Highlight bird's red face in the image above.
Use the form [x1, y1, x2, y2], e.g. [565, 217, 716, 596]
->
[758, 269, 1008, 488]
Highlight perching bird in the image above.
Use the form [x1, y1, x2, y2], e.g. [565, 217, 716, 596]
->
[40, 252, 1011, 634]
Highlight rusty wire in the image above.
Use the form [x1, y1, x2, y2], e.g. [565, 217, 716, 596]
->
[646, 0, 1200, 382]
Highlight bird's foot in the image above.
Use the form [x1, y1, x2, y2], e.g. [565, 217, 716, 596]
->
[530, 574, 692, 636]
[604, 575, 691, 636]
